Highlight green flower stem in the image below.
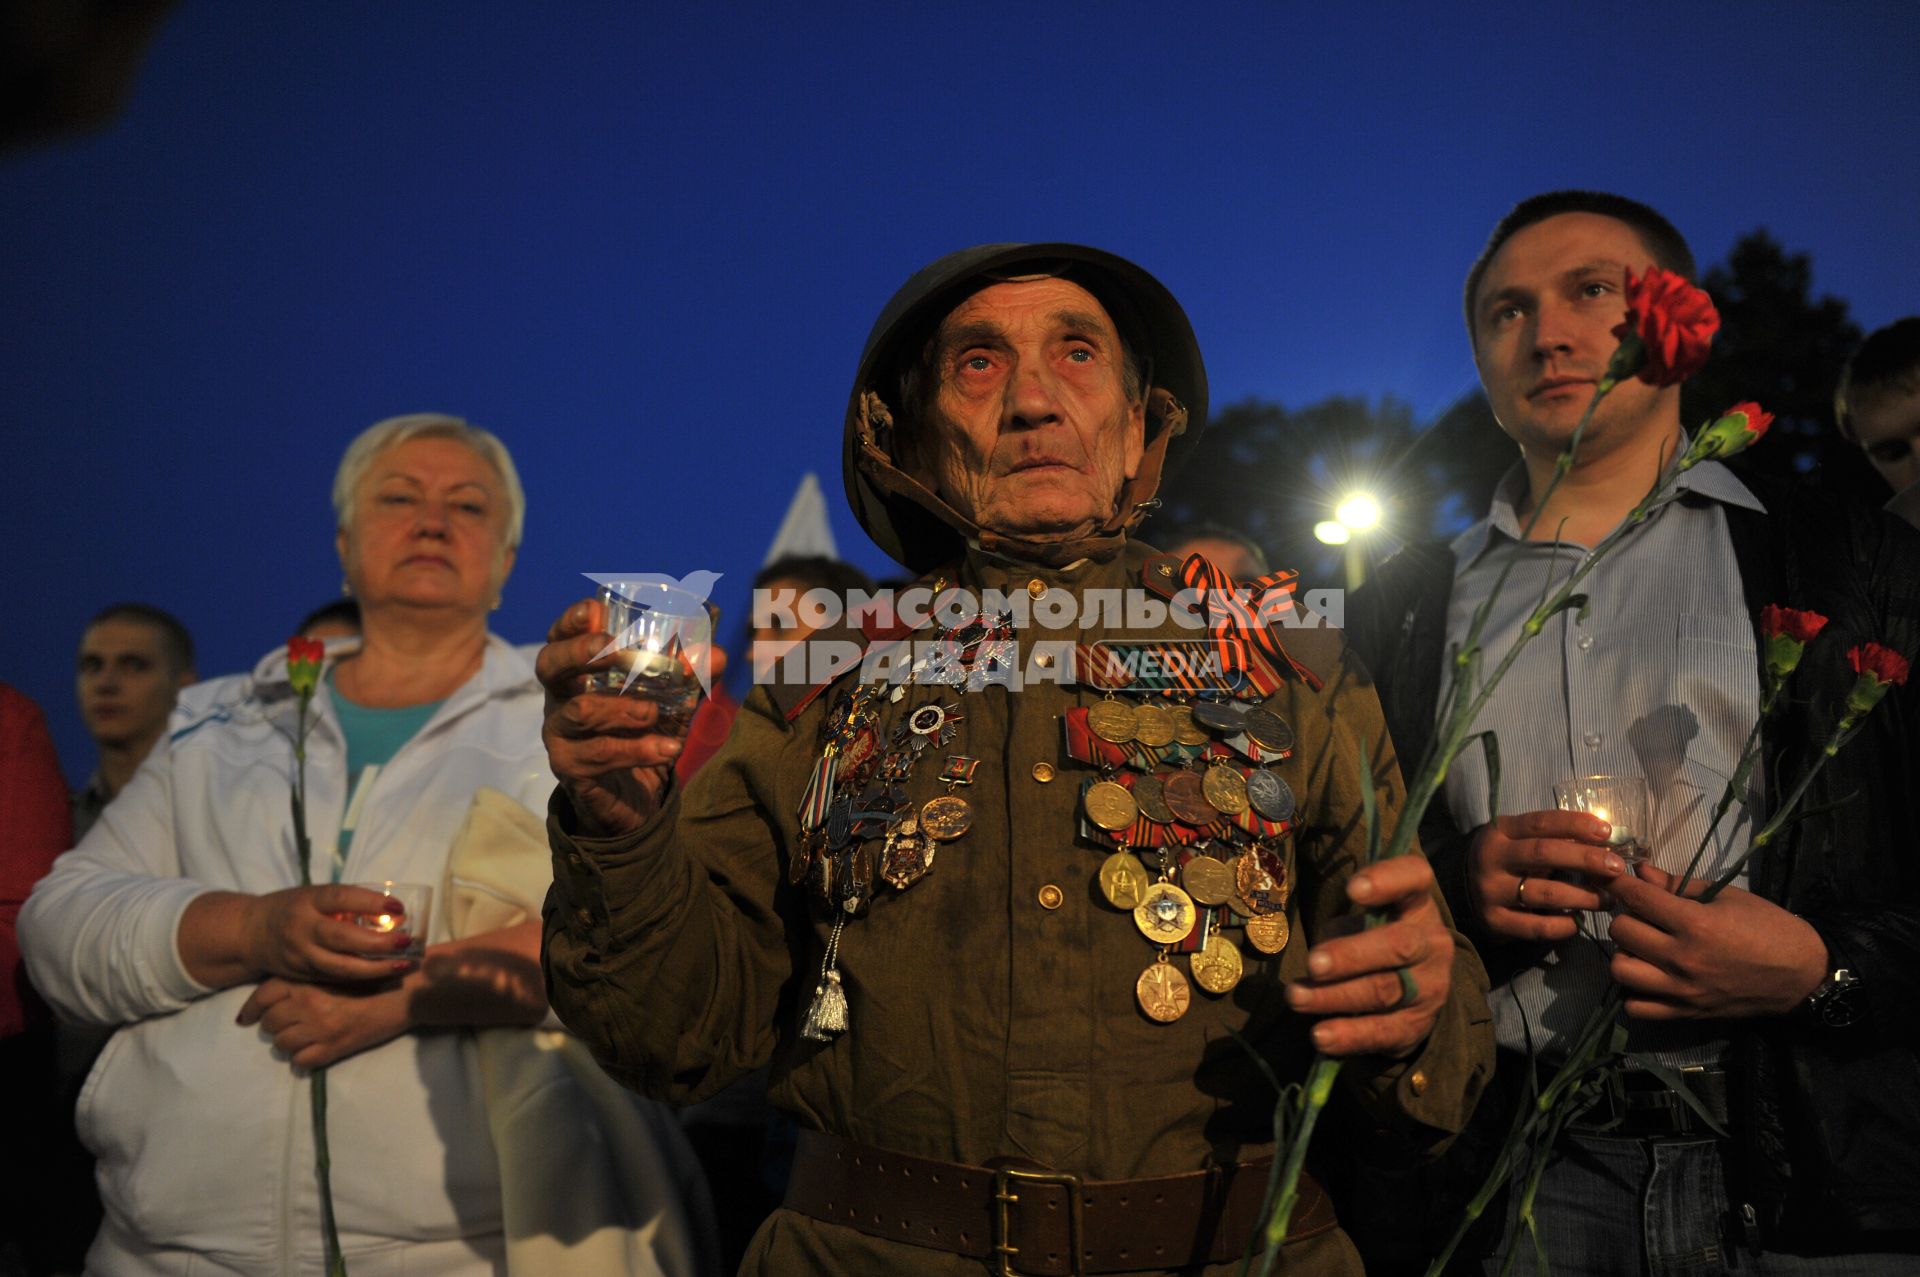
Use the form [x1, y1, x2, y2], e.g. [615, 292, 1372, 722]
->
[289, 688, 348, 1277]
[1703, 710, 1863, 903]
[1254, 1055, 1340, 1277]
[1254, 380, 1638, 1263]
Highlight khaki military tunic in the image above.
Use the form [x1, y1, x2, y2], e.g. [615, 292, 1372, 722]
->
[545, 542, 1494, 1275]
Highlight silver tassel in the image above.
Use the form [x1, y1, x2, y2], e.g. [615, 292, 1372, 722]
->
[801, 916, 849, 1042]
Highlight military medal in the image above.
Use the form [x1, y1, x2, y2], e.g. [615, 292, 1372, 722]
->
[920, 794, 971, 841]
[1244, 707, 1296, 755]
[1168, 704, 1210, 747]
[1136, 953, 1191, 1023]
[1203, 763, 1251, 816]
[1134, 881, 1198, 945]
[1234, 845, 1288, 915]
[1132, 772, 1177, 825]
[1088, 698, 1138, 744]
[1181, 852, 1234, 906]
[1163, 769, 1217, 826]
[1190, 931, 1244, 995]
[880, 816, 935, 889]
[1190, 698, 1249, 735]
[1245, 768, 1296, 824]
[1131, 702, 1176, 748]
[906, 702, 963, 747]
[1084, 779, 1139, 832]
[1098, 850, 1151, 910]
[1244, 911, 1290, 954]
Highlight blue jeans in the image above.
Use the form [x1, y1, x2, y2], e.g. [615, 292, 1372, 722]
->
[1483, 1132, 1914, 1276]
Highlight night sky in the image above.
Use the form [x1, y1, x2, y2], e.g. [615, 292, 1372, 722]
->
[5, 1, 1916, 782]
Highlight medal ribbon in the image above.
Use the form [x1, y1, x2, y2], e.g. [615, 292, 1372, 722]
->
[1177, 554, 1324, 692]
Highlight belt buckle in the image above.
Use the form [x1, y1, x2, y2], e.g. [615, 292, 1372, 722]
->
[993, 1165, 1085, 1277]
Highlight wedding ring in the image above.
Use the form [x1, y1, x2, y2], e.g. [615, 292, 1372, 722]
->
[1392, 966, 1418, 1010]
[1515, 876, 1532, 909]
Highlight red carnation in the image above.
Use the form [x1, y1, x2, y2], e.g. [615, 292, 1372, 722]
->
[1844, 641, 1911, 714]
[1760, 605, 1827, 644]
[1759, 604, 1828, 683]
[286, 635, 325, 696]
[1608, 267, 1720, 387]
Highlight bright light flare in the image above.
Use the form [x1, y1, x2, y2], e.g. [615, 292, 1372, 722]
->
[1313, 520, 1352, 546]
[1335, 493, 1382, 531]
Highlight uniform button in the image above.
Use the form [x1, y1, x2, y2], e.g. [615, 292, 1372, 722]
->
[1031, 762, 1056, 783]
[568, 852, 584, 869]
[1027, 579, 1048, 599]
[1582, 731, 1602, 749]
[575, 906, 593, 926]
[1035, 651, 1055, 669]
[1037, 884, 1064, 910]
[1409, 1069, 1429, 1097]
[1577, 635, 1595, 652]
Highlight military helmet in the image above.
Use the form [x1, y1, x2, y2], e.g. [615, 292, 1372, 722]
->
[842, 242, 1208, 572]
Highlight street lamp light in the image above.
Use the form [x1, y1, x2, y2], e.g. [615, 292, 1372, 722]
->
[1323, 490, 1383, 590]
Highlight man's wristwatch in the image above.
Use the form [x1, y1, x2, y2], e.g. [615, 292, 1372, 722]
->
[1803, 966, 1860, 1028]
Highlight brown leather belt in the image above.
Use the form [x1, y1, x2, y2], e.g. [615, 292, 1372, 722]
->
[782, 1129, 1338, 1275]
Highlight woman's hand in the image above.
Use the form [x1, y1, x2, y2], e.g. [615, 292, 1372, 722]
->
[237, 976, 411, 1069]
[181, 885, 418, 991]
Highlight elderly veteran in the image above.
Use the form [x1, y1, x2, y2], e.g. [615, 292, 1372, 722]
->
[539, 244, 1494, 1275]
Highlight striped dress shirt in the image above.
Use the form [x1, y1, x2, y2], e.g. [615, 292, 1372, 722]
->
[1442, 454, 1766, 1065]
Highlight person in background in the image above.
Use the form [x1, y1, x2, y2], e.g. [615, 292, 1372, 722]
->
[70, 603, 195, 841]
[1164, 522, 1271, 581]
[0, 683, 77, 1277]
[22, 413, 712, 1276]
[296, 597, 362, 643]
[1835, 316, 1920, 527]
[746, 555, 877, 682]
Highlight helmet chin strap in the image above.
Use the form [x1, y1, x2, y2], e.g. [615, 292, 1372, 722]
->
[856, 388, 1189, 568]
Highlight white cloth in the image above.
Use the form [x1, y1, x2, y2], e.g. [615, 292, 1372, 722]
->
[443, 787, 717, 1277]
[20, 638, 546, 1275]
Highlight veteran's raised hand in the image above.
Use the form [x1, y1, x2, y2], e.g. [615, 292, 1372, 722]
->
[1468, 810, 1625, 943]
[1286, 854, 1455, 1058]
[537, 598, 702, 838]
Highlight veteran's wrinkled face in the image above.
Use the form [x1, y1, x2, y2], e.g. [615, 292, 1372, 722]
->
[913, 278, 1146, 542]
[1472, 212, 1675, 464]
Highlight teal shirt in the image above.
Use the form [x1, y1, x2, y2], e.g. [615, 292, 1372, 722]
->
[326, 668, 444, 882]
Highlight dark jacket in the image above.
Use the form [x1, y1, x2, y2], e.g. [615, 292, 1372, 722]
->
[1343, 476, 1920, 1263]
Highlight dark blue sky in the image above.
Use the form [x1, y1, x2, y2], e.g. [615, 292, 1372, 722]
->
[5, 1, 1916, 781]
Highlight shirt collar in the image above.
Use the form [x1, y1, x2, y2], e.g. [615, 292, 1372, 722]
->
[1449, 438, 1766, 573]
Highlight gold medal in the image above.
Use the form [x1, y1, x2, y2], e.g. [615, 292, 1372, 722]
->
[1098, 850, 1151, 910]
[1135, 955, 1191, 1023]
[1131, 703, 1176, 748]
[1181, 853, 1234, 906]
[1169, 704, 1209, 747]
[1244, 911, 1291, 954]
[919, 793, 973, 841]
[1163, 770, 1217, 825]
[1203, 763, 1251, 816]
[1191, 932, 1244, 995]
[1088, 698, 1138, 744]
[1083, 780, 1139, 832]
[1132, 773, 1176, 825]
[1234, 846, 1288, 915]
[1134, 881, 1198, 945]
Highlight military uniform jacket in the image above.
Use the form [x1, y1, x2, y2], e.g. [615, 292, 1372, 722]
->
[544, 542, 1494, 1275]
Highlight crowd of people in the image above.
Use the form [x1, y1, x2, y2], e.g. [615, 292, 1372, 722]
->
[2, 189, 1917, 1277]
